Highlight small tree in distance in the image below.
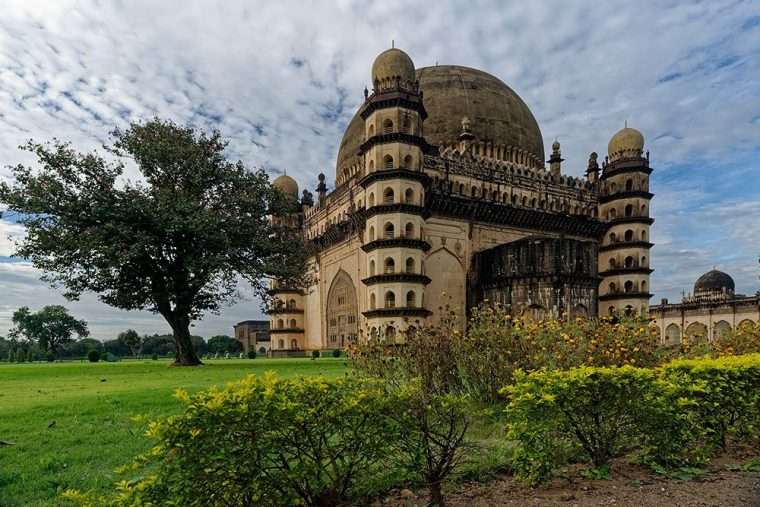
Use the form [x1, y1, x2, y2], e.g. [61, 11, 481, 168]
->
[0, 119, 308, 365]
[117, 329, 142, 357]
[10, 305, 89, 356]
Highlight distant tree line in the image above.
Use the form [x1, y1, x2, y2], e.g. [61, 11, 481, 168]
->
[1, 305, 242, 362]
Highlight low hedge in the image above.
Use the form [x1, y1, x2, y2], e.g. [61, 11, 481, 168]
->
[504, 353, 760, 485]
[84, 374, 396, 506]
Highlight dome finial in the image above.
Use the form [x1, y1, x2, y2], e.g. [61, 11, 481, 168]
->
[391, 39, 394, 48]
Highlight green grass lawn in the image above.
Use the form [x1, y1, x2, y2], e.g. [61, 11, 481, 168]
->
[0, 358, 348, 507]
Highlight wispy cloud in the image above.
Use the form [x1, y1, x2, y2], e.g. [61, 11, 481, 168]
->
[0, 0, 758, 337]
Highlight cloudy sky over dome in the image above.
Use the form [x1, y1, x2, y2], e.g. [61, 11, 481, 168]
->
[1, 0, 759, 338]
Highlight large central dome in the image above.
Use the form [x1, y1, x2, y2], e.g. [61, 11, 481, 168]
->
[336, 64, 544, 177]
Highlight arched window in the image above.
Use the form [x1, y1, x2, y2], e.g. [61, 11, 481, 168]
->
[609, 258, 617, 269]
[287, 299, 296, 309]
[531, 198, 537, 207]
[522, 196, 528, 206]
[610, 182, 617, 192]
[624, 280, 634, 293]
[503, 192, 509, 202]
[369, 293, 376, 309]
[289, 319, 297, 328]
[459, 183, 465, 195]
[641, 230, 647, 241]
[641, 256, 647, 266]
[609, 282, 617, 293]
[382, 118, 393, 134]
[511, 194, 517, 205]
[492, 190, 498, 201]
[405, 222, 414, 238]
[625, 229, 633, 241]
[384, 222, 394, 239]
[384, 291, 396, 308]
[624, 256, 634, 268]
[403, 155, 413, 169]
[290, 339, 298, 350]
[609, 208, 617, 219]
[406, 290, 416, 307]
[405, 257, 415, 273]
[402, 117, 411, 133]
[610, 232, 617, 242]
[368, 160, 374, 171]
[383, 155, 393, 169]
[384, 257, 395, 274]
[383, 187, 394, 204]
[369, 226, 375, 241]
[277, 319, 284, 329]
[368, 193, 375, 207]
[625, 204, 633, 217]
[471, 187, 478, 197]
[385, 326, 396, 341]
[404, 188, 414, 204]
[369, 260, 375, 276]
[641, 280, 647, 292]
[641, 204, 647, 215]
[278, 339, 284, 349]
[368, 124, 375, 137]
[625, 179, 633, 191]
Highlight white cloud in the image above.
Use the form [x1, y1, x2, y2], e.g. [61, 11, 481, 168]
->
[0, 0, 758, 335]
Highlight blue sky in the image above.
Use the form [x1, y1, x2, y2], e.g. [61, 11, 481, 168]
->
[1, 0, 759, 338]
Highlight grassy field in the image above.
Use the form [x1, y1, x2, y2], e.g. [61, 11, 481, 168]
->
[0, 358, 349, 507]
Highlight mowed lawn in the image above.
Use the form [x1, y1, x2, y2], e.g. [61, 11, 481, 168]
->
[0, 358, 349, 506]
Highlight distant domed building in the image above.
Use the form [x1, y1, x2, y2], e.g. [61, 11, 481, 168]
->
[265, 48, 655, 353]
[651, 269, 759, 343]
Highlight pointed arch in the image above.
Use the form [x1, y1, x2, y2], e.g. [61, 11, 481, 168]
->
[326, 270, 358, 348]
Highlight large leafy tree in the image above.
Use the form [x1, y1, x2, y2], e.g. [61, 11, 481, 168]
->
[0, 119, 306, 365]
[10, 305, 89, 355]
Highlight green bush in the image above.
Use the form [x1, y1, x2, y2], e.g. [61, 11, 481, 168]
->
[504, 366, 676, 485]
[84, 374, 395, 506]
[311, 349, 320, 359]
[660, 353, 760, 452]
[46, 351, 56, 362]
[87, 349, 100, 362]
[247, 349, 257, 359]
[151, 353, 159, 360]
[332, 349, 341, 358]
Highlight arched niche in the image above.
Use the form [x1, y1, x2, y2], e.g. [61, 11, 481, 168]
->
[326, 270, 358, 349]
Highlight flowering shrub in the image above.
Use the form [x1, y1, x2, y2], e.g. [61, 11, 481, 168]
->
[713, 321, 760, 356]
[660, 353, 760, 452]
[503, 366, 675, 485]
[65, 374, 395, 507]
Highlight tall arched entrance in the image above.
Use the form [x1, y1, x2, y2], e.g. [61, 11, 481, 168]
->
[326, 270, 358, 349]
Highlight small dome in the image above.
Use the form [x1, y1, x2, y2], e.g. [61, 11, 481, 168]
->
[694, 269, 735, 294]
[608, 126, 644, 160]
[273, 174, 298, 196]
[552, 140, 560, 151]
[371, 48, 415, 87]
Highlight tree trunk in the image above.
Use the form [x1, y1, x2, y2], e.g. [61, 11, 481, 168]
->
[168, 314, 202, 366]
[429, 483, 445, 507]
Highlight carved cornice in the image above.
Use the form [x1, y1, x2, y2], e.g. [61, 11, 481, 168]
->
[361, 238, 431, 253]
[602, 159, 653, 178]
[359, 168, 430, 188]
[359, 133, 428, 154]
[599, 292, 652, 301]
[269, 328, 305, 334]
[426, 191, 607, 239]
[362, 203, 430, 220]
[266, 308, 305, 315]
[606, 216, 655, 226]
[599, 267, 654, 277]
[599, 241, 654, 252]
[362, 307, 433, 318]
[599, 190, 654, 204]
[361, 273, 432, 286]
[267, 288, 305, 296]
[359, 93, 427, 120]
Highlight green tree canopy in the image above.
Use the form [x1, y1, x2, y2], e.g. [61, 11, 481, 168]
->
[0, 119, 307, 365]
[207, 335, 242, 354]
[9, 305, 89, 354]
[117, 329, 142, 357]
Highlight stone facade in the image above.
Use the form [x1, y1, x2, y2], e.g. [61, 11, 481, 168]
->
[651, 270, 760, 343]
[233, 320, 270, 354]
[265, 48, 655, 351]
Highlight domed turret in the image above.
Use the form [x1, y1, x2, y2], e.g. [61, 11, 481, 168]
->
[608, 126, 644, 161]
[273, 174, 299, 196]
[371, 48, 416, 91]
[694, 269, 735, 296]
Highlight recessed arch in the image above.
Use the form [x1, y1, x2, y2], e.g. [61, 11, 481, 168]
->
[665, 323, 681, 344]
[326, 270, 358, 348]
